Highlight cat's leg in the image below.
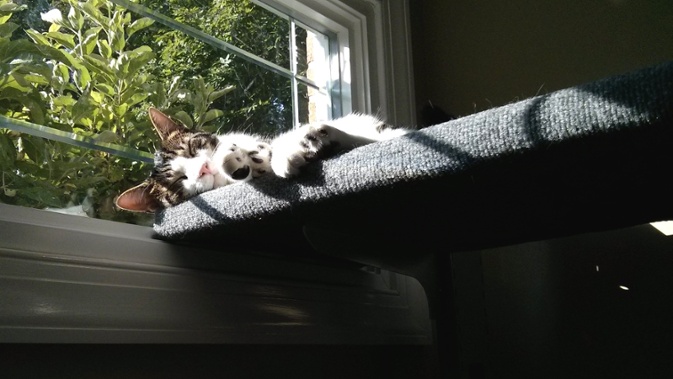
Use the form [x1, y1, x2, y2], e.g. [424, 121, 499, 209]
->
[321, 113, 410, 146]
[270, 124, 331, 178]
[270, 114, 411, 178]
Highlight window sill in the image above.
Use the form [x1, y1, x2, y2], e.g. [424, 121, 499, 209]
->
[0, 203, 431, 344]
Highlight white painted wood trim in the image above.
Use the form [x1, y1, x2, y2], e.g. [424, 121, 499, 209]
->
[260, 0, 416, 125]
[0, 204, 432, 344]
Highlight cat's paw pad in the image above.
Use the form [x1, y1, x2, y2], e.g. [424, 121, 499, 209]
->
[249, 142, 272, 178]
[222, 145, 251, 181]
[300, 124, 333, 159]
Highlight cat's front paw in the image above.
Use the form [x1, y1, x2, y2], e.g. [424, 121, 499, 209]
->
[220, 145, 252, 181]
[249, 142, 272, 178]
[301, 123, 332, 159]
[270, 123, 334, 178]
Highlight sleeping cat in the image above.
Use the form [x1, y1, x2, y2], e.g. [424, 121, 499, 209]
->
[115, 107, 410, 212]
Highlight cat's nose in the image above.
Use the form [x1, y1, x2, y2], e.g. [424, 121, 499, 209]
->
[198, 163, 213, 177]
[231, 166, 250, 180]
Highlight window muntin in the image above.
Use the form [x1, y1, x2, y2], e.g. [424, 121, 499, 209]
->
[0, 0, 339, 223]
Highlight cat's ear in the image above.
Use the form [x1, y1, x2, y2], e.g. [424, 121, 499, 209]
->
[115, 182, 161, 213]
[148, 107, 187, 141]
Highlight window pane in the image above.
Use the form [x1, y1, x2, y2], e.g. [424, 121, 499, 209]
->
[213, 61, 293, 134]
[134, 0, 291, 70]
[0, 0, 334, 223]
[297, 83, 329, 124]
[130, 21, 294, 134]
[294, 23, 329, 87]
[0, 129, 153, 225]
[294, 23, 331, 123]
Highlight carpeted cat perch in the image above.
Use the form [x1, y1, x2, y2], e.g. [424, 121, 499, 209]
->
[154, 61, 673, 255]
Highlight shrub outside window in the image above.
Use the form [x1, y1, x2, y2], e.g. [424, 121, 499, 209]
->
[0, 0, 338, 224]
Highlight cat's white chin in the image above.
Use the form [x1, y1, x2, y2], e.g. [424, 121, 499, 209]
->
[212, 172, 238, 188]
[184, 175, 216, 195]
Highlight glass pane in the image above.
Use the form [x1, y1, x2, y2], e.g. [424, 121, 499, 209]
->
[2, 0, 295, 139]
[129, 21, 294, 135]
[297, 83, 329, 124]
[295, 23, 330, 90]
[0, 129, 153, 225]
[213, 59, 293, 134]
[0, 0, 297, 223]
[294, 23, 331, 123]
[134, 0, 291, 69]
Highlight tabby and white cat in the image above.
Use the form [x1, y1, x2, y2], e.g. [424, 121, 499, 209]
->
[115, 107, 410, 212]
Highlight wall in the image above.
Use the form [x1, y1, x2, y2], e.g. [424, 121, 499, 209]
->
[452, 225, 673, 377]
[409, 2, 673, 376]
[411, 0, 673, 118]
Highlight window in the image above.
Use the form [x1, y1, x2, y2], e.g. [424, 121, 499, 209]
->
[0, 0, 429, 348]
[0, 0, 414, 224]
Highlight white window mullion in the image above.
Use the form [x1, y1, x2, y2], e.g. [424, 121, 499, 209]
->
[327, 32, 343, 118]
[289, 19, 300, 127]
[260, 0, 415, 126]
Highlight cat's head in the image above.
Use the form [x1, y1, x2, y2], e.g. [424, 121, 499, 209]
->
[116, 108, 226, 212]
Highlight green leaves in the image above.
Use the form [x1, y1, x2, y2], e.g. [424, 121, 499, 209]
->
[0, 0, 24, 25]
[126, 17, 153, 38]
[67, 4, 85, 31]
[171, 110, 193, 128]
[0, 1, 25, 13]
[0, 0, 240, 223]
[122, 46, 155, 77]
[83, 54, 112, 76]
[45, 31, 75, 48]
[97, 38, 111, 57]
[208, 85, 235, 103]
[135, 0, 293, 135]
[81, 27, 102, 54]
[202, 108, 224, 124]
[0, 38, 40, 64]
[24, 28, 51, 46]
[80, 1, 106, 27]
[0, 20, 18, 38]
[0, 133, 15, 164]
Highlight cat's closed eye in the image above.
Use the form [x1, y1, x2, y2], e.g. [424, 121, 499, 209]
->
[168, 172, 188, 186]
[185, 134, 217, 157]
[187, 141, 205, 156]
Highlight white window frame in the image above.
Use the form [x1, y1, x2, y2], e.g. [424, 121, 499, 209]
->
[260, 0, 416, 126]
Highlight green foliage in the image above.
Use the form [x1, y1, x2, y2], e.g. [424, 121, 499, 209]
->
[134, 0, 293, 135]
[0, 0, 233, 223]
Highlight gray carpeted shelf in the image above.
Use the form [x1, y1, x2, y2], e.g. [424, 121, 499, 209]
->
[154, 61, 673, 253]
